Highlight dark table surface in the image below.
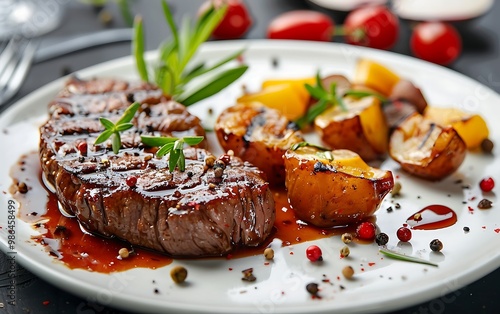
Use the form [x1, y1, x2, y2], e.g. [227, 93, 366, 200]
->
[1, 0, 499, 313]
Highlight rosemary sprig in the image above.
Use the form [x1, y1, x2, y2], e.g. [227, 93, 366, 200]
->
[379, 248, 439, 267]
[133, 0, 248, 106]
[294, 72, 347, 129]
[94, 102, 140, 154]
[141, 135, 204, 172]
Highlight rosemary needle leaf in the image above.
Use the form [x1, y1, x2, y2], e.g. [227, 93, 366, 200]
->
[173, 139, 184, 151]
[112, 133, 122, 154]
[99, 117, 115, 130]
[179, 65, 248, 106]
[169, 149, 181, 172]
[379, 248, 438, 267]
[115, 123, 134, 132]
[178, 149, 186, 171]
[183, 136, 204, 146]
[133, 16, 149, 82]
[94, 129, 114, 145]
[141, 135, 178, 147]
[156, 142, 175, 158]
[117, 102, 140, 125]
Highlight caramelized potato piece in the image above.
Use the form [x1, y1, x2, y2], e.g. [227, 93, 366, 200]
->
[424, 106, 489, 149]
[315, 96, 388, 161]
[215, 102, 304, 186]
[389, 112, 467, 180]
[284, 146, 394, 227]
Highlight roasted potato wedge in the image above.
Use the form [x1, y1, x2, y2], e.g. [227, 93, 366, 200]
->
[389, 112, 467, 180]
[424, 106, 489, 149]
[284, 145, 394, 227]
[215, 102, 304, 186]
[314, 96, 388, 161]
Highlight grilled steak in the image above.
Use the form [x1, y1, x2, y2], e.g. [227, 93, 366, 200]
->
[39, 77, 275, 257]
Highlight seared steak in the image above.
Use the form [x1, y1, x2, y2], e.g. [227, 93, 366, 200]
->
[39, 77, 275, 257]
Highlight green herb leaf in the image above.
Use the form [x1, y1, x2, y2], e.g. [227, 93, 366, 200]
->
[178, 65, 248, 106]
[183, 136, 204, 146]
[294, 98, 329, 129]
[379, 248, 439, 267]
[116, 0, 134, 26]
[117, 102, 140, 125]
[112, 133, 121, 154]
[156, 142, 175, 158]
[99, 117, 115, 130]
[141, 135, 178, 147]
[344, 89, 388, 102]
[94, 129, 114, 145]
[95, 102, 140, 153]
[133, 1, 246, 105]
[290, 141, 329, 151]
[133, 16, 148, 82]
[142, 135, 205, 172]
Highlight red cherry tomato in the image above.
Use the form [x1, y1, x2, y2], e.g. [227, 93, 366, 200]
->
[410, 22, 462, 66]
[200, 0, 252, 39]
[267, 10, 334, 42]
[344, 5, 399, 50]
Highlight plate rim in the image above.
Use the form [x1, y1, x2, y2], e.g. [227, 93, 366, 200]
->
[1, 39, 500, 314]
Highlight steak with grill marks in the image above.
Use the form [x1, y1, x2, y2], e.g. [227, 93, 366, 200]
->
[39, 77, 276, 257]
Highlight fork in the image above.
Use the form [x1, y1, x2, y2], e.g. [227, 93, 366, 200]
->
[0, 36, 37, 106]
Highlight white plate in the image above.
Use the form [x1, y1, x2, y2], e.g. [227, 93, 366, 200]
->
[392, 0, 494, 22]
[1, 40, 499, 314]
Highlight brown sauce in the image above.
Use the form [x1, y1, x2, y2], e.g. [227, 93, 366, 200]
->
[406, 204, 457, 230]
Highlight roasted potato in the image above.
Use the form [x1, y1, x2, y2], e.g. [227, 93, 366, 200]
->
[424, 106, 489, 149]
[314, 96, 388, 161]
[215, 102, 304, 186]
[389, 112, 467, 180]
[284, 145, 394, 227]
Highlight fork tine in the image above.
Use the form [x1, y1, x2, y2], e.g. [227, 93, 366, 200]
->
[0, 37, 20, 75]
[0, 38, 36, 106]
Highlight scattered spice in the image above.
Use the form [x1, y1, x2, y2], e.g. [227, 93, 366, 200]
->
[341, 233, 353, 244]
[479, 177, 495, 192]
[391, 182, 401, 196]
[264, 248, 274, 260]
[375, 233, 389, 246]
[170, 266, 188, 284]
[342, 266, 354, 279]
[463, 226, 470, 233]
[396, 227, 412, 242]
[306, 245, 323, 262]
[118, 248, 130, 259]
[241, 268, 256, 282]
[340, 246, 350, 258]
[413, 213, 422, 221]
[429, 239, 443, 252]
[205, 155, 216, 167]
[17, 182, 28, 194]
[481, 138, 494, 154]
[478, 199, 493, 209]
[395, 203, 401, 209]
[386, 206, 393, 213]
[305, 283, 320, 298]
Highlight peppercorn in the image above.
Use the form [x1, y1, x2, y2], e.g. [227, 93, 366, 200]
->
[375, 233, 389, 246]
[264, 248, 274, 260]
[118, 248, 129, 259]
[340, 246, 350, 258]
[478, 199, 493, 209]
[342, 266, 354, 279]
[170, 266, 188, 284]
[17, 182, 28, 194]
[463, 226, 470, 232]
[429, 239, 443, 252]
[481, 138, 494, 154]
[341, 233, 353, 244]
[306, 283, 320, 297]
[205, 155, 216, 167]
[214, 167, 224, 178]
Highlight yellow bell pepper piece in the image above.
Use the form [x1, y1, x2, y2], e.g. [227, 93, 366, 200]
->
[261, 77, 315, 104]
[237, 84, 307, 121]
[424, 106, 489, 149]
[354, 59, 400, 96]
